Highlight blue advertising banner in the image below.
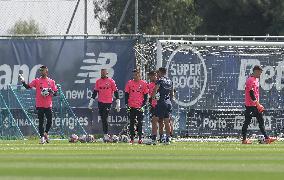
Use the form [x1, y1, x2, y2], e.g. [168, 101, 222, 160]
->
[0, 39, 136, 107]
[2, 108, 129, 136]
[187, 109, 284, 136]
[0, 39, 136, 135]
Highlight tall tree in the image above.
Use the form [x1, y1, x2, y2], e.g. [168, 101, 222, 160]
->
[94, 0, 201, 34]
[195, 0, 284, 35]
[8, 19, 42, 35]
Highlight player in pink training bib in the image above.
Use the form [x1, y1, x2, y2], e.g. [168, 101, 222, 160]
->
[242, 65, 276, 144]
[125, 69, 148, 144]
[146, 71, 159, 145]
[88, 69, 120, 142]
[19, 66, 58, 144]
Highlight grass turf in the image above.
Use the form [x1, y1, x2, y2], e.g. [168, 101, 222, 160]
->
[0, 140, 284, 180]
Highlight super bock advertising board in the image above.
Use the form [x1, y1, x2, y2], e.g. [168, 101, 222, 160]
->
[157, 40, 284, 136]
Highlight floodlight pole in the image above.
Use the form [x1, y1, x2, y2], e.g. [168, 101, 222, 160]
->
[53, 0, 81, 70]
[115, 0, 132, 33]
[135, 0, 138, 34]
[84, 0, 88, 58]
[84, 0, 87, 35]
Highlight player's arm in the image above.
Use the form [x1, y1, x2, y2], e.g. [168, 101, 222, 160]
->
[151, 84, 160, 99]
[49, 81, 58, 96]
[170, 84, 176, 100]
[148, 95, 152, 105]
[146, 84, 152, 105]
[88, 90, 97, 110]
[249, 89, 256, 101]
[249, 88, 264, 112]
[125, 92, 129, 105]
[91, 90, 98, 99]
[138, 83, 149, 112]
[112, 80, 119, 100]
[22, 81, 31, 89]
[247, 79, 257, 102]
[124, 81, 130, 106]
[19, 74, 32, 89]
[114, 91, 119, 100]
[112, 80, 120, 111]
[142, 83, 149, 106]
[152, 79, 162, 99]
[142, 94, 148, 106]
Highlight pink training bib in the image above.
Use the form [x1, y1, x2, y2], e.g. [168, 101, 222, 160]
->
[94, 78, 118, 103]
[245, 76, 259, 106]
[29, 77, 57, 108]
[148, 82, 157, 108]
[125, 80, 148, 108]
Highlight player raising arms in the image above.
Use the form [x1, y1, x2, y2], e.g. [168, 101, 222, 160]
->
[241, 65, 276, 144]
[125, 69, 148, 144]
[19, 65, 58, 144]
[88, 69, 120, 142]
[152, 67, 174, 145]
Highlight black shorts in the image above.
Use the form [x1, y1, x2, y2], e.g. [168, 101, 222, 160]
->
[98, 102, 112, 116]
[149, 106, 157, 118]
[156, 101, 172, 119]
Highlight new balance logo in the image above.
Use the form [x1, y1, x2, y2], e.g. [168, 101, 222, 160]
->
[75, 52, 117, 84]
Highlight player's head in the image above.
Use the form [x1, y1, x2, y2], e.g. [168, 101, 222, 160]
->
[156, 70, 161, 79]
[39, 66, 48, 77]
[252, 65, 263, 78]
[101, 69, 108, 78]
[132, 69, 141, 81]
[148, 71, 157, 82]
[158, 67, 167, 77]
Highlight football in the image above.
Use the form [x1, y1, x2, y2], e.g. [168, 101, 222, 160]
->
[41, 88, 50, 97]
[257, 135, 266, 144]
[119, 135, 129, 143]
[79, 134, 95, 143]
[111, 135, 119, 143]
[86, 134, 95, 143]
[69, 134, 79, 143]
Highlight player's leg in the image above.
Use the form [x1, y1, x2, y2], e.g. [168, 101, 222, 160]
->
[37, 108, 45, 144]
[98, 102, 110, 141]
[169, 117, 173, 137]
[136, 109, 144, 144]
[129, 108, 136, 144]
[103, 103, 112, 135]
[255, 108, 276, 144]
[148, 106, 158, 144]
[151, 115, 158, 143]
[44, 108, 52, 143]
[158, 119, 164, 142]
[100, 103, 109, 134]
[168, 107, 173, 137]
[254, 107, 268, 139]
[164, 118, 171, 144]
[156, 103, 164, 142]
[241, 106, 253, 144]
[164, 103, 172, 144]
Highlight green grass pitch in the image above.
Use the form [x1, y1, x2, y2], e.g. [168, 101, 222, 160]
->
[0, 140, 284, 180]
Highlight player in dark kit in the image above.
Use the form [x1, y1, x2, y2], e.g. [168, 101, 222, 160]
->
[152, 67, 174, 145]
[241, 65, 276, 144]
[19, 66, 58, 144]
[88, 69, 120, 142]
[125, 69, 148, 144]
